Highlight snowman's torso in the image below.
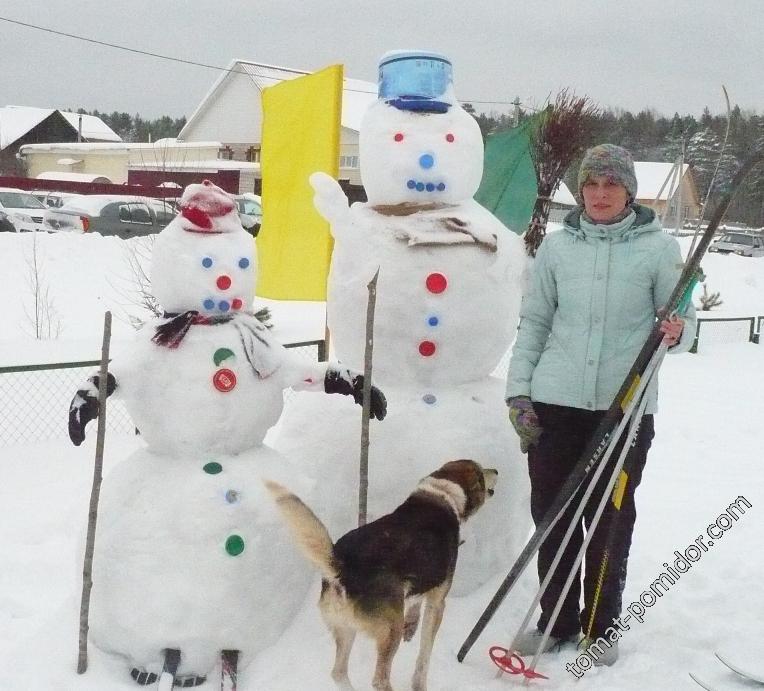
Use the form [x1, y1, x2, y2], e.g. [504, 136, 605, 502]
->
[328, 199, 526, 386]
[114, 316, 286, 456]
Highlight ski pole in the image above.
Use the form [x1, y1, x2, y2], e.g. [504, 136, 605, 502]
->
[499, 344, 666, 673]
[528, 359, 658, 674]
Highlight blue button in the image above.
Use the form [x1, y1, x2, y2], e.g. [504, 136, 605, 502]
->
[425, 183, 435, 191]
[437, 182, 446, 191]
[419, 154, 434, 169]
[238, 257, 250, 269]
[202, 257, 213, 268]
[407, 179, 416, 189]
[203, 298, 215, 310]
[428, 316, 439, 326]
[416, 182, 425, 191]
[423, 393, 437, 405]
[225, 489, 240, 504]
[218, 300, 230, 312]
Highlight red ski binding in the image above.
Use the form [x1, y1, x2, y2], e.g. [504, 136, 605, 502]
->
[489, 646, 549, 680]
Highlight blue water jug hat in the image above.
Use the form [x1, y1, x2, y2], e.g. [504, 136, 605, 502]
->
[378, 50, 454, 113]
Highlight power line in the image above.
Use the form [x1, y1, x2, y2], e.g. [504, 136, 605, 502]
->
[0, 14, 537, 110]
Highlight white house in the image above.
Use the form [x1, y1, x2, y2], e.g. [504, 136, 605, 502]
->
[178, 59, 378, 187]
[549, 162, 700, 226]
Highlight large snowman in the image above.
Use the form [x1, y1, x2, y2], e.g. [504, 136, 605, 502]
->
[274, 51, 531, 594]
[68, 181, 385, 686]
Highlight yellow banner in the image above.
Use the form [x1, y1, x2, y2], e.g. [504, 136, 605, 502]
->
[256, 65, 343, 299]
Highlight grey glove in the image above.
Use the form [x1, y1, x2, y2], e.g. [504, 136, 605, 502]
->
[507, 396, 542, 453]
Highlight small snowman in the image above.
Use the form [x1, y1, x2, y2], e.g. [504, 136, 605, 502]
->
[274, 51, 530, 594]
[68, 181, 385, 687]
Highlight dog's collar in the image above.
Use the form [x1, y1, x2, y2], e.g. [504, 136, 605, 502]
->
[414, 477, 467, 520]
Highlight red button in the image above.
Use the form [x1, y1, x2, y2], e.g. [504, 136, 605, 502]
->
[425, 272, 447, 294]
[419, 341, 436, 357]
[216, 275, 232, 290]
[213, 368, 237, 392]
[231, 298, 243, 310]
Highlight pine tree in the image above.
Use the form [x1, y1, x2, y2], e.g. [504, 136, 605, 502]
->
[686, 127, 738, 202]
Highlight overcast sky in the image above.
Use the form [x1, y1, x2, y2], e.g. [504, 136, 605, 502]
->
[2, 0, 762, 121]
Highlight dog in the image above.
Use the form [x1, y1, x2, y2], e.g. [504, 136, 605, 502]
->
[265, 459, 498, 691]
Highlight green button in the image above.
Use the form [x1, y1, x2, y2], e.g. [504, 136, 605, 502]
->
[213, 347, 235, 366]
[203, 462, 223, 475]
[225, 535, 245, 556]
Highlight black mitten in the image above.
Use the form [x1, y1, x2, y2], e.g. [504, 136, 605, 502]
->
[323, 367, 387, 420]
[68, 372, 117, 446]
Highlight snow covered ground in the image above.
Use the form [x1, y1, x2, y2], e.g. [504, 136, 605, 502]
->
[1, 231, 762, 690]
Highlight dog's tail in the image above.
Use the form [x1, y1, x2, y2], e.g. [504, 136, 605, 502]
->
[264, 479, 338, 581]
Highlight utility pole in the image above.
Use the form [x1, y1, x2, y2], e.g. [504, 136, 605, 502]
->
[77, 114, 83, 143]
[513, 96, 521, 127]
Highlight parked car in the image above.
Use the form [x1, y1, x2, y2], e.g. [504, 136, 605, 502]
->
[0, 209, 16, 233]
[0, 187, 48, 232]
[708, 232, 764, 257]
[31, 190, 87, 210]
[44, 195, 175, 238]
[234, 193, 262, 236]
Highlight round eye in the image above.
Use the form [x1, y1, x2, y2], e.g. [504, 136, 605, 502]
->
[202, 257, 213, 268]
[238, 257, 250, 269]
[445, 133, 455, 142]
[394, 132, 404, 142]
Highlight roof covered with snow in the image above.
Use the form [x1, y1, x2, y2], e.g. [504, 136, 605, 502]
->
[180, 59, 377, 140]
[19, 140, 221, 154]
[552, 181, 577, 206]
[0, 106, 121, 150]
[634, 162, 690, 201]
[58, 111, 122, 143]
[129, 159, 260, 171]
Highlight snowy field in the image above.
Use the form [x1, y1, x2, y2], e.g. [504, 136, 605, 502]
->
[0, 230, 762, 690]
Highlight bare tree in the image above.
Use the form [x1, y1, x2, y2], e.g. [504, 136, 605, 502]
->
[23, 232, 62, 339]
[107, 235, 162, 330]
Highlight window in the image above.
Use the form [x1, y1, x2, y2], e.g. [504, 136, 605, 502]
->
[246, 146, 261, 163]
[340, 155, 359, 169]
[118, 203, 152, 224]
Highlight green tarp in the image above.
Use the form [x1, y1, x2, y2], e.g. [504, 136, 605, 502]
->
[475, 121, 538, 235]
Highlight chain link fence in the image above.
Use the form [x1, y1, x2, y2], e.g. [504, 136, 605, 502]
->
[0, 340, 325, 447]
[690, 316, 758, 353]
[2, 318, 761, 447]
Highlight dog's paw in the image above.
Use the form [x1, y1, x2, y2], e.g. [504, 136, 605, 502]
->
[412, 675, 427, 691]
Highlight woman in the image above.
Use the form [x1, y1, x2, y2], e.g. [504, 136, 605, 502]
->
[505, 144, 695, 665]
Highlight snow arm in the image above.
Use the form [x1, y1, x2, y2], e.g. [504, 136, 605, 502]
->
[309, 172, 350, 231]
[289, 361, 387, 420]
[68, 372, 117, 446]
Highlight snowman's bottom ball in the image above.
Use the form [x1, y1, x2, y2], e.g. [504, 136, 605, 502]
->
[89, 445, 313, 677]
[272, 376, 532, 596]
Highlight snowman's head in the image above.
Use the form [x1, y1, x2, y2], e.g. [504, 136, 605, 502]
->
[359, 99, 483, 206]
[150, 180, 256, 316]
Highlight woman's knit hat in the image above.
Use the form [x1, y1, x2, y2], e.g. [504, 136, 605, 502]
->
[578, 144, 638, 202]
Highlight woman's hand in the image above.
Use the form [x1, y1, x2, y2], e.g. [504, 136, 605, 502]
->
[659, 315, 685, 346]
[507, 396, 543, 453]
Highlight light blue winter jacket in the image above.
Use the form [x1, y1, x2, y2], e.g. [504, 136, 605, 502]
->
[505, 204, 696, 414]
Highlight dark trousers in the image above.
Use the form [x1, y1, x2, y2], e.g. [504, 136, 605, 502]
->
[528, 403, 654, 638]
